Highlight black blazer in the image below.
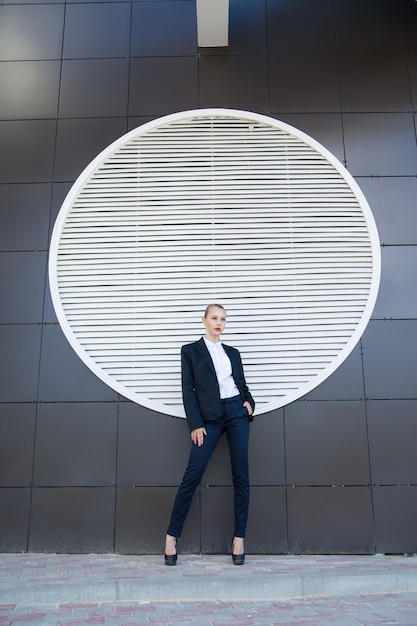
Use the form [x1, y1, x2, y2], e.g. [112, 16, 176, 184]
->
[181, 337, 255, 432]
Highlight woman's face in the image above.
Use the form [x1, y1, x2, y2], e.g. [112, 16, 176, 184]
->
[202, 306, 227, 342]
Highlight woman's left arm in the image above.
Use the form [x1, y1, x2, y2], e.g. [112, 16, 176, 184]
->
[234, 348, 255, 415]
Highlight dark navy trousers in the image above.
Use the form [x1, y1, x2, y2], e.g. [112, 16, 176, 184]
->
[167, 395, 250, 539]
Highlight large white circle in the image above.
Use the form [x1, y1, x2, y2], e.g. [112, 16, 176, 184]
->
[49, 109, 380, 417]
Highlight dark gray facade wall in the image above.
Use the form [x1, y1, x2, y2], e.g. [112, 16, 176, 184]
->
[0, 0, 416, 555]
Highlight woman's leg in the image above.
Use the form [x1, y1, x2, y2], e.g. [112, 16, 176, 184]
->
[166, 421, 223, 538]
[224, 403, 250, 539]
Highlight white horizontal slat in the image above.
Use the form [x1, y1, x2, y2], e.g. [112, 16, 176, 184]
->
[49, 109, 380, 417]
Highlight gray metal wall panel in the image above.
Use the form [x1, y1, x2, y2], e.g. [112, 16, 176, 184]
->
[0, 0, 415, 554]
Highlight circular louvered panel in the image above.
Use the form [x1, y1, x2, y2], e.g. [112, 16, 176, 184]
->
[49, 109, 380, 417]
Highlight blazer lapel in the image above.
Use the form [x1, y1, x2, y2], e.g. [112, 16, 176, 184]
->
[196, 337, 217, 376]
[223, 344, 239, 379]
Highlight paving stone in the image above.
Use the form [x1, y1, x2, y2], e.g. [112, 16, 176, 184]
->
[1, 554, 417, 625]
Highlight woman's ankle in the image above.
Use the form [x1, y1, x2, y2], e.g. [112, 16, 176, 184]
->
[165, 534, 177, 555]
[232, 536, 244, 555]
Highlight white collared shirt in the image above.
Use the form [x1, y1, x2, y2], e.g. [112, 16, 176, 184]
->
[203, 337, 239, 399]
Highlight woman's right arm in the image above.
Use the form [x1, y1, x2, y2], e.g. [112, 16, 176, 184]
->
[181, 346, 205, 433]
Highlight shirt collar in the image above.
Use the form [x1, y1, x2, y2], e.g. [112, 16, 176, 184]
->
[203, 336, 222, 349]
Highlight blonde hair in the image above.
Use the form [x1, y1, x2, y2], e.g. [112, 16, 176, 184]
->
[203, 303, 226, 318]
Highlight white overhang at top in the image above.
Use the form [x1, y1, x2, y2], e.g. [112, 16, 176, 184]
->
[196, 0, 229, 47]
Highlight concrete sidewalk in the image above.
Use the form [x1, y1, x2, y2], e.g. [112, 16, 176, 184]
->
[2, 553, 417, 604]
[1, 553, 417, 624]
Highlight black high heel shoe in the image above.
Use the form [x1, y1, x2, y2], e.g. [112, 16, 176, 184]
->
[164, 552, 177, 566]
[164, 537, 177, 566]
[231, 538, 245, 566]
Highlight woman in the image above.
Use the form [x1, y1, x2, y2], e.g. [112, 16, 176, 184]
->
[165, 304, 255, 566]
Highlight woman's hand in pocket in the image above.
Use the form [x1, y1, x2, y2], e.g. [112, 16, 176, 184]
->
[243, 401, 253, 416]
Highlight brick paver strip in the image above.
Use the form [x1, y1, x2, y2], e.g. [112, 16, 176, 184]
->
[1, 554, 417, 624]
[1, 594, 417, 625]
